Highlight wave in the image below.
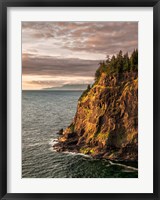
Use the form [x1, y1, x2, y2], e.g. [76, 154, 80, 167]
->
[108, 160, 138, 171]
[49, 139, 92, 158]
[63, 151, 91, 158]
[49, 138, 58, 146]
[49, 139, 138, 171]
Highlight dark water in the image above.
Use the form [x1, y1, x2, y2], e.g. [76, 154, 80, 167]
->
[22, 90, 138, 178]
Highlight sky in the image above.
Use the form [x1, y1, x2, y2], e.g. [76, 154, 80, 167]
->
[22, 22, 138, 90]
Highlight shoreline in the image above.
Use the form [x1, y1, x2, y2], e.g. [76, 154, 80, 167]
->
[52, 140, 138, 170]
[52, 136, 138, 164]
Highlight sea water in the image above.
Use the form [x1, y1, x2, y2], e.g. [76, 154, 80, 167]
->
[22, 90, 138, 178]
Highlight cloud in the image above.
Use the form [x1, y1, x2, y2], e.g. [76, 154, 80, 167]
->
[22, 22, 138, 89]
[22, 53, 100, 77]
[22, 22, 138, 55]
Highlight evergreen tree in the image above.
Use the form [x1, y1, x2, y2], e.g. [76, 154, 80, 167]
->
[116, 50, 123, 73]
[87, 84, 91, 90]
[94, 49, 138, 80]
[123, 52, 130, 72]
[130, 49, 138, 72]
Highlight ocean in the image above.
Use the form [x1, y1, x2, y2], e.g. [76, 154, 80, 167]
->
[22, 90, 138, 178]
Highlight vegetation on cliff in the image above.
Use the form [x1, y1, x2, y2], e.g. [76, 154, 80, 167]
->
[55, 50, 138, 161]
[95, 49, 138, 81]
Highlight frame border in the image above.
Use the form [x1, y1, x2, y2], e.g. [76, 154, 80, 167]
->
[0, 0, 159, 199]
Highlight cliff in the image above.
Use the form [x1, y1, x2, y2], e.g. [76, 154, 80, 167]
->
[55, 71, 138, 161]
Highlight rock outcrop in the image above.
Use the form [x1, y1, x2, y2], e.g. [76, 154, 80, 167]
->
[55, 71, 138, 161]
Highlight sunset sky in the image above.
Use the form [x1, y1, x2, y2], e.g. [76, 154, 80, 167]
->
[22, 22, 138, 90]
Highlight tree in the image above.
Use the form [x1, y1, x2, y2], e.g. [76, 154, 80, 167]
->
[94, 49, 138, 80]
[130, 49, 138, 71]
[87, 84, 91, 90]
[106, 55, 110, 64]
[123, 52, 130, 71]
[116, 50, 124, 73]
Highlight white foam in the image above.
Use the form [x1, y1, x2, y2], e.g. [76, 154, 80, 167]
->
[63, 151, 91, 158]
[49, 138, 58, 146]
[48, 147, 57, 152]
[108, 160, 138, 171]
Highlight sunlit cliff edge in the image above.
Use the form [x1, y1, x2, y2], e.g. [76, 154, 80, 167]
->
[54, 50, 138, 161]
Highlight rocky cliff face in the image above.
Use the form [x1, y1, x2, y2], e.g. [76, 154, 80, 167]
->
[55, 72, 138, 161]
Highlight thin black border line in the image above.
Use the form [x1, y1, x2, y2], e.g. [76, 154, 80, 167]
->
[153, 1, 160, 198]
[0, 1, 7, 200]
[1, 0, 160, 7]
[0, 0, 160, 200]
